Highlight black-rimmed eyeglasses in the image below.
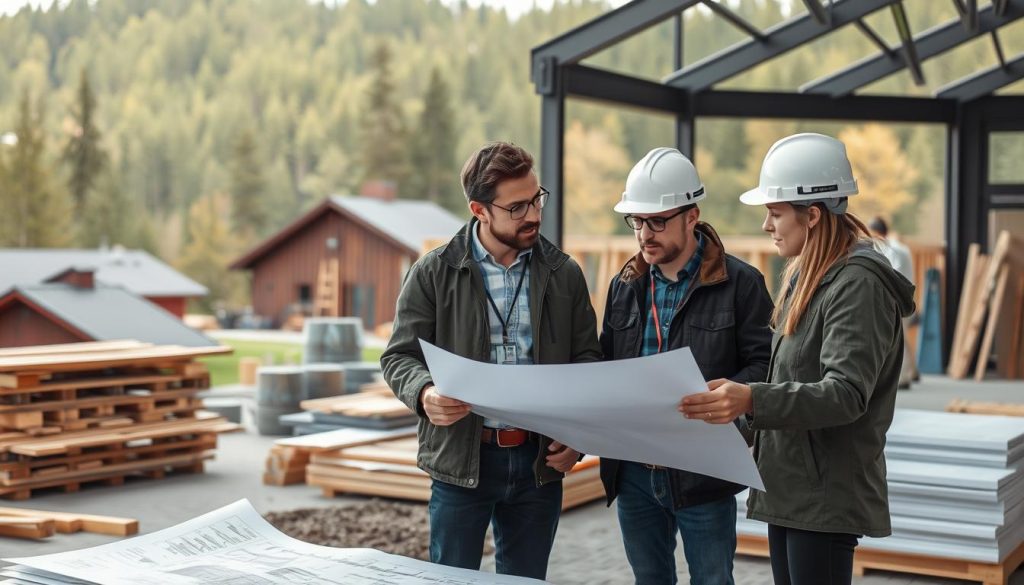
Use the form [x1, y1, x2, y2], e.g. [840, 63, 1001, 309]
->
[489, 188, 549, 220]
[623, 207, 687, 232]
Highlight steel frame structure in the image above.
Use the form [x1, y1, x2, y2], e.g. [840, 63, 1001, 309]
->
[531, 0, 1024, 362]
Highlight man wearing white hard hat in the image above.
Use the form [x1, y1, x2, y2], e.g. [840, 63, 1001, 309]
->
[598, 147, 773, 585]
[681, 133, 915, 585]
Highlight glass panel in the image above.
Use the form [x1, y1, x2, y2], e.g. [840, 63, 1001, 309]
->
[990, 132, 1024, 184]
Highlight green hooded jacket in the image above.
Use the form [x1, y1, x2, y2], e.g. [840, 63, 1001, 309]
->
[747, 243, 916, 538]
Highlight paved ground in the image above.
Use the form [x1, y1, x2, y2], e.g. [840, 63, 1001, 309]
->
[2, 375, 1024, 584]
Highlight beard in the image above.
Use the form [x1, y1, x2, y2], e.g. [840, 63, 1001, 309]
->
[490, 220, 540, 251]
[639, 238, 683, 266]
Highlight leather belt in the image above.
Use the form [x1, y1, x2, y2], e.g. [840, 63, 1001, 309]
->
[480, 427, 531, 447]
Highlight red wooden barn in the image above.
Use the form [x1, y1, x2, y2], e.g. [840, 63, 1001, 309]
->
[230, 193, 464, 328]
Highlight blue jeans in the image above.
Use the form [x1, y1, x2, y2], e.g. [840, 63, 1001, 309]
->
[428, 440, 562, 580]
[616, 462, 737, 585]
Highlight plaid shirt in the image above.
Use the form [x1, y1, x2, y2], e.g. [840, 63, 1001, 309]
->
[471, 225, 533, 429]
[642, 234, 705, 357]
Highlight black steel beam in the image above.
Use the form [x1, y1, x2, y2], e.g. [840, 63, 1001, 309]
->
[531, 0, 699, 94]
[936, 53, 1024, 101]
[700, 1, 766, 41]
[539, 75, 566, 247]
[991, 30, 1007, 68]
[995, 0, 1010, 17]
[966, 0, 979, 32]
[664, 0, 898, 91]
[563, 65, 688, 114]
[989, 185, 1024, 208]
[802, 0, 830, 25]
[891, 3, 926, 86]
[690, 89, 956, 122]
[802, 2, 1024, 96]
[854, 19, 894, 56]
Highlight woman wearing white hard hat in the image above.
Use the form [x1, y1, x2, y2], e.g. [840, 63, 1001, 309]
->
[680, 133, 915, 585]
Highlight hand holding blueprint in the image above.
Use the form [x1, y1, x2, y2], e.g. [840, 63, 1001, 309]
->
[420, 340, 764, 491]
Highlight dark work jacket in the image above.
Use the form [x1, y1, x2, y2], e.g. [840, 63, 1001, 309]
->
[598, 222, 773, 510]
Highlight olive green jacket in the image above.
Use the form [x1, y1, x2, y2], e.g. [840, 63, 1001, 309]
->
[747, 243, 915, 537]
[380, 220, 602, 489]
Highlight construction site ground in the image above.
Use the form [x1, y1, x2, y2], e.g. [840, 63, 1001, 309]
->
[2, 374, 1023, 585]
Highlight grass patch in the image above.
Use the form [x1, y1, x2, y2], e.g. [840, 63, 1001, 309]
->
[200, 339, 384, 386]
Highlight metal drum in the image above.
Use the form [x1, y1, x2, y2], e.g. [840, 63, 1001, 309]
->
[303, 317, 363, 364]
[302, 363, 346, 400]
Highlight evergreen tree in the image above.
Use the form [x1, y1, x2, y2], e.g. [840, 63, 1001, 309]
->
[62, 69, 108, 215]
[79, 169, 132, 248]
[359, 41, 409, 193]
[409, 67, 462, 213]
[228, 128, 268, 241]
[177, 191, 248, 312]
[2, 92, 74, 247]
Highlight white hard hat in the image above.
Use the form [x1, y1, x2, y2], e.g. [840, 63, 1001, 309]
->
[740, 133, 858, 209]
[614, 147, 706, 214]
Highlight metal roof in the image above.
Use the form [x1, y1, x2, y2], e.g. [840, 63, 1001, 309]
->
[8, 284, 216, 347]
[0, 248, 208, 298]
[329, 196, 465, 253]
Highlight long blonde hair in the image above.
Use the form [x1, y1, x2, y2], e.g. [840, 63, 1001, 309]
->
[773, 203, 873, 335]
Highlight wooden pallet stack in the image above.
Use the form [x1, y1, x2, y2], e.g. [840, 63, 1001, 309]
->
[0, 340, 238, 499]
[948, 232, 1024, 380]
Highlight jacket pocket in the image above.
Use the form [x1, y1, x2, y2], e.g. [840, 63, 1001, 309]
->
[606, 309, 640, 357]
[800, 431, 825, 489]
[688, 310, 736, 374]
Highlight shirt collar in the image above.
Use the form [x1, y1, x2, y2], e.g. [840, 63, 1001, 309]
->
[472, 222, 532, 265]
[651, 232, 705, 283]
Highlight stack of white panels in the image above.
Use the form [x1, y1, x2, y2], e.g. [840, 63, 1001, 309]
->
[737, 409, 1024, 564]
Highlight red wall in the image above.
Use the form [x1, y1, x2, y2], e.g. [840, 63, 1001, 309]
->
[0, 301, 87, 347]
[248, 211, 414, 328]
[146, 296, 187, 318]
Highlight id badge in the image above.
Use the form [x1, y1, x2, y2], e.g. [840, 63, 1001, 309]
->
[495, 342, 518, 365]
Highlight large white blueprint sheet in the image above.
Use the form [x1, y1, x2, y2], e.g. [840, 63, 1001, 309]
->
[2, 499, 546, 585]
[420, 340, 764, 491]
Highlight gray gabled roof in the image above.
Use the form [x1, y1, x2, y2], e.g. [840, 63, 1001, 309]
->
[9, 284, 216, 347]
[0, 248, 208, 298]
[330, 196, 465, 253]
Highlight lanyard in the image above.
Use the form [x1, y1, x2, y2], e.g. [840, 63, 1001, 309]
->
[650, 272, 664, 353]
[484, 256, 530, 344]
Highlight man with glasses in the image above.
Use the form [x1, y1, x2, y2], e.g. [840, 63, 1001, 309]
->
[598, 147, 773, 585]
[382, 141, 601, 580]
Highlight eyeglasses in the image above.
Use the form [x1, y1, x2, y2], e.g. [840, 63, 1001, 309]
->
[623, 208, 687, 232]
[489, 188, 549, 220]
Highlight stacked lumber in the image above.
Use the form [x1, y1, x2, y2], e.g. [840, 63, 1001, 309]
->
[0, 340, 238, 499]
[948, 232, 1024, 380]
[305, 435, 605, 511]
[264, 426, 416, 486]
[0, 506, 137, 540]
[736, 410, 1024, 584]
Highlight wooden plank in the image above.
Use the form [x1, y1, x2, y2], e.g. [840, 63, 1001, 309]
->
[273, 427, 415, 452]
[950, 244, 982, 376]
[975, 263, 1012, 381]
[0, 507, 138, 536]
[0, 345, 232, 374]
[0, 341, 151, 358]
[947, 399, 1024, 417]
[0, 371, 209, 398]
[0, 516, 55, 539]
[950, 251, 990, 378]
[955, 232, 1014, 379]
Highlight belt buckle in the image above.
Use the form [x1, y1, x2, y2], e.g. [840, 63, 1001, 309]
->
[496, 429, 518, 448]
[644, 463, 663, 470]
